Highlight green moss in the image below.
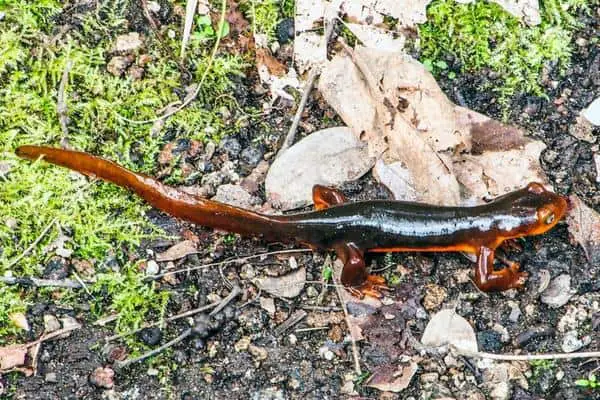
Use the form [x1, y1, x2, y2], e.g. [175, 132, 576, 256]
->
[419, 0, 586, 110]
[92, 262, 169, 335]
[241, 0, 289, 39]
[0, 0, 255, 344]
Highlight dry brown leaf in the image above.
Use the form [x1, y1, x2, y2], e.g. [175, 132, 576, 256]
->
[257, 267, 306, 298]
[421, 309, 478, 353]
[156, 240, 198, 262]
[318, 46, 549, 204]
[0, 346, 27, 371]
[256, 48, 287, 77]
[366, 361, 418, 392]
[566, 195, 600, 265]
[9, 312, 29, 331]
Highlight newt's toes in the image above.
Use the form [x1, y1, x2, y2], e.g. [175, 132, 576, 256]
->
[510, 271, 529, 289]
[347, 275, 391, 299]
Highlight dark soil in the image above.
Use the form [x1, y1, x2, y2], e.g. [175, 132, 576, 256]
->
[8, 3, 600, 400]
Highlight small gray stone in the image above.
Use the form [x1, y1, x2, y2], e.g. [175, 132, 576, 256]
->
[219, 137, 242, 158]
[45, 372, 58, 383]
[43, 314, 61, 333]
[89, 366, 114, 389]
[146, 260, 159, 275]
[113, 32, 143, 53]
[561, 330, 591, 353]
[213, 184, 259, 209]
[540, 274, 575, 308]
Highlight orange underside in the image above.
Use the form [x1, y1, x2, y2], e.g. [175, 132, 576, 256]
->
[368, 244, 479, 254]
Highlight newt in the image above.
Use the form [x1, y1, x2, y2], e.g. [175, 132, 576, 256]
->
[16, 145, 568, 297]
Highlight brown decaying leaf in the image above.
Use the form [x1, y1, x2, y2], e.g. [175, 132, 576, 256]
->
[0, 346, 27, 370]
[156, 240, 198, 262]
[256, 48, 287, 77]
[318, 46, 549, 204]
[257, 267, 306, 298]
[366, 361, 418, 392]
[566, 195, 600, 265]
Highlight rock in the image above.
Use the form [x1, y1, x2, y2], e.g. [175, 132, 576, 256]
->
[213, 184, 259, 208]
[423, 284, 447, 310]
[507, 301, 522, 323]
[146, 260, 160, 275]
[89, 366, 114, 389]
[319, 346, 335, 360]
[128, 65, 144, 80]
[43, 257, 69, 280]
[248, 344, 268, 361]
[477, 330, 503, 352]
[346, 302, 377, 317]
[582, 97, 600, 126]
[561, 330, 591, 352]
[240, 146, 264, 168]
[276, 18, 294, 44]
[107, 55, 134, 77]
[569, 116, 596, 143]
[540, 275, 575, 308]
[45, 372, 58, 383]
[514, 326, 553, 347]
[138, 327, 162, 346]
[522, 97, 541, 116]
[43, 314, 61, 333]
[594, 154, 600, 183]
[235, 336, 251, 352]
[265, 127, 375, 210]
[219, 137, 242, 158]
[113, 32, 143, 53]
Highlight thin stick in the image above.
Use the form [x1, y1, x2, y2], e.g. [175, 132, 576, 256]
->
[114, 329, 192, 370]
[57, 60, 73, 144]
[334, 277, 362, 375]
[117, 0, 227, 125]
[6, 217, 57, 269]
[103, 301, 221, 342]
[209, 284, 241, 316]
[72, 271, 91, 295]
[275, 20, 335, 158]
[147, 248, 312, 280]
[8, 324, 82, 351]
[452, 345, 600, 361]
[0, 276, 83, 289]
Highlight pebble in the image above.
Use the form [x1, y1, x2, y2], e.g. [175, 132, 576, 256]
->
[477, 330, 503, 352]
[45, 372, 58, 383]
[540, 274, 575, 308]
[514, 326, 553, 347]
[89, 366, 115, 389]
[422, 284, 447, 311]
[213, 184, 258, 209]
[561, 330, 591, 353]
[507, 301, 522, 323]
[240, 146, 264, 168]
[276, 19, 294, 44]
[146, 260, 159, 275]
[113, 32, 143, 53]
[248, 344, 268, 361]
[235, 336, 251, 352]
[582, 97, 600, 126]
[106, 55, 134, 77]
[288, 334, 297, 345]
[138, 327, 162, 346]
[43, 257, 70, 280]
[219, 137, 242, 158]
[318, 346, 335, 360]
[43, 314, 61, 333]
[594, 154, 600, 183]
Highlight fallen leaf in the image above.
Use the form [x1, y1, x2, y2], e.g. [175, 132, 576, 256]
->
[421, 309, 478, 353]
[256, 48, 287, 77]
[372, 159, 418, 202]
[156, 240, 198, 262]
[265, 127, 375, 210]
[566, 195, 600, 265]
[0, 346, 26, 370]
[9, 312, 29, 331]
[259, 297, 276, 315]
[540, 274, 575, 308]
[294, 0, 327, 72]
[257, 267, 306, 298]
[366, 361, 418, 392]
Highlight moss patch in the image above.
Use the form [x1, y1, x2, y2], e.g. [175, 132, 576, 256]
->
[419, 0, 586, 109]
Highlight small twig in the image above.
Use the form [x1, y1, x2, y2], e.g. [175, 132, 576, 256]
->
[147, 248, 312, 280]
[114, 329, 192, 370]
[274, 310, 307, 336]
[209, 284, 241, 316]
[141, 0, 160, 31]
[295, 327, 329, 333]
[72, 271, 91, 295]
[0, 276, 83, 289]
[103, 301, 221, 342]
[276, 20, 335, 158]
[452, 345, 600, 361]
[118, 0, 227, 125]
[20, 324, 82, 350]
[300, 305, 343, 312]
[334, 275, 362, 375]
[57, 60, 73, 145]
[6, 217, 57, 269]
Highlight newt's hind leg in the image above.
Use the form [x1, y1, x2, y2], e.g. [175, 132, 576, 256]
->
[474, 246, 528, 291]
[312, 185, 346, 210]
[335, 242, 390, 298]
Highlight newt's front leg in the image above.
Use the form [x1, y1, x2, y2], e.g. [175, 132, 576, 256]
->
[336, 242, 389, 298]
[474, 246, 528, 291]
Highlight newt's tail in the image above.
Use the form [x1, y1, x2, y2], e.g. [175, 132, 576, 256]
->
[16, 145, 287, 241]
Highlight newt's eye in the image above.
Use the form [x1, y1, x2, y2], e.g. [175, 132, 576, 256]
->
[545, 213, 555, 225]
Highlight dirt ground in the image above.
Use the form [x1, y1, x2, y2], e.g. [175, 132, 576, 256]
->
[5, 2, 600, 400]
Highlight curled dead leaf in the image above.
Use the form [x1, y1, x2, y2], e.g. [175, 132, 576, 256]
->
[366, 361, 418, 392]
[156, 240, 198, 262]
[257, 267, 306, 298]
[421, 309, 477, 353]
[566, 195, 600, 265]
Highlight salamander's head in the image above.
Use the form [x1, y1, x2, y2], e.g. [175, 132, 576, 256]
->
[508, 182, 568, 237]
